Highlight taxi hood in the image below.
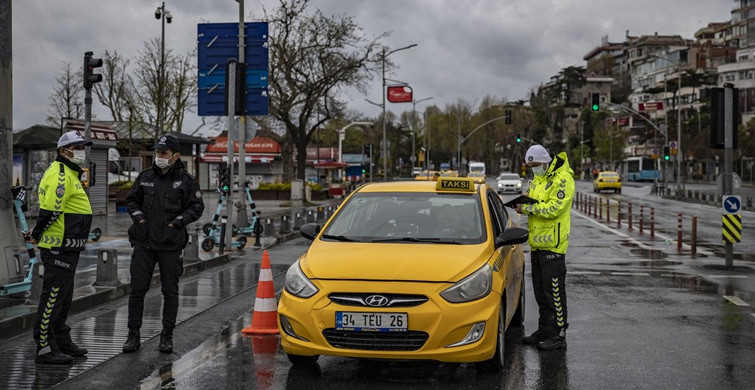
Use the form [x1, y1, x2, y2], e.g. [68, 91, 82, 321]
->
[301, 241, 491, 282]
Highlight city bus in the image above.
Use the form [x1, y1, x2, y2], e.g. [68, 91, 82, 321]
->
[622, 156, 660, 182]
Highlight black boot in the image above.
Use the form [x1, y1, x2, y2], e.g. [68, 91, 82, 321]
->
[522, 329, 549, 345]
[122, 329, 141, 353]
[538, 329, 567, 350]
[36, 348, 73, 365]
[59, 340, 88, 357]
[158, 329, 173, 353]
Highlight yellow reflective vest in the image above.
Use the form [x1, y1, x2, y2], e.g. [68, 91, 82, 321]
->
[521, 152, 575, 254]
[32, 157, 93, 251]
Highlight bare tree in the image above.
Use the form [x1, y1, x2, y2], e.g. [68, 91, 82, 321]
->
[46, 62, 83, 127]
[94, 50, 135, 122]
[165, 50, 196, 133]
[266, 0, 383, 183]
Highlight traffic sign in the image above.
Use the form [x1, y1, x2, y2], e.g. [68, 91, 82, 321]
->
[197, 22, 269, 116]
[722, 214, 741, 243]
[722, 195, 741, 215]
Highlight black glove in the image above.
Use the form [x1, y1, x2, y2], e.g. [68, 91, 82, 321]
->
[170, 218, 184, 229]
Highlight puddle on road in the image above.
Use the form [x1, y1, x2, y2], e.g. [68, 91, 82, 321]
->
[628, 248, 668, 260]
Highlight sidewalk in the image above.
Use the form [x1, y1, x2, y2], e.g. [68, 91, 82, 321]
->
[0, 197, 341, 340]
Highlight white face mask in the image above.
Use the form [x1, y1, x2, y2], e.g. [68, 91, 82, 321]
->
[532, 165, 546, 177]
[155, 155, 175, 169]
[67, 149, 86, 165]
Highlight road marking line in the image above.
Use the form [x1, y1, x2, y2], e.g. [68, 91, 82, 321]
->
[752, 313, 755, 320]
[723, 295, 750, 306]
[611, 272, 650, 276]
[708, 275, 748, 279]
[661, 273, 695, 278]
[570, 271, 601, 275]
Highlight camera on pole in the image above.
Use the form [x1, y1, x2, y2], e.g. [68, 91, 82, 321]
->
[83, 51, 103, 90]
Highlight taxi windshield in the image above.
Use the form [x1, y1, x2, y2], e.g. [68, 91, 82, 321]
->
[323, 192, 485, 244]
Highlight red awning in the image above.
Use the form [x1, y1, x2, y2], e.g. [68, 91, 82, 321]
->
[313, 161, 348, 169]
[206, 136, 281, 154]
[64, 120, 118, 142]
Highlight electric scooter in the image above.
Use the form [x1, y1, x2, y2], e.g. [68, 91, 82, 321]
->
[201, 188, 247, 252]
[0, 187, 38, 297]
[89, 227, 102, 241]
[228, 181, 263, 237]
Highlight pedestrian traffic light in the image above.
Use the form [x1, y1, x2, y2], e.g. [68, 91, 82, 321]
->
[662, 145, 671, 161]
[505, 109, 512, 125]
[220, 168, 231, 192]
[516, 133, 521, 143]
[83, 51, 103, 90]
[590, 92, 600, 111]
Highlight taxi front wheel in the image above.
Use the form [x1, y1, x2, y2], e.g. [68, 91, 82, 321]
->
[477, 302, 505, 372]
[287, 353, 319, 366]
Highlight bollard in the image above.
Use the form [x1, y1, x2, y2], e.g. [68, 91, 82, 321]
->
[184, 230, 200, 261]
[317, 206, 325, 222]
[306, 209, 315, 223]
[264, 218, 275, 237]
[294, 212, 303, 231]
[748, 196, 753, 208]
[650, 208, 655, 239]
[639, 205, 644, 235]
[599, 198, 603, 220]
[617, 200, 621, 229]
[628, 202, 633, 231]
[677, 213, 683, 252]
[606, 199, 611, 224]
[327, 205, 334, 219]
[691, 215, 697, 257]
[279, 215, 291, 234]
[94, 249, 121, 287]
[253, 218, 262, 248]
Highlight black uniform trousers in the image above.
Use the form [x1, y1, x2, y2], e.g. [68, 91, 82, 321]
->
[531, 250, 568, 337]
[127, 246, 184, 330]
[33, 249, 79, 354]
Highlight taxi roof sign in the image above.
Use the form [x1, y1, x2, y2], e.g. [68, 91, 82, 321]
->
[436, 177, 475, 193]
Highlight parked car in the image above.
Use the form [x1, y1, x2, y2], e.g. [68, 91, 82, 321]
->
[414, 170, 440, 181]
[593, 171, 621, 193]
[496, 172, 523, 194]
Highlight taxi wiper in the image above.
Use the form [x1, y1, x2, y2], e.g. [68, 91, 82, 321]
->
[321, 234, 362, 242]
[371, 237, 462, 244]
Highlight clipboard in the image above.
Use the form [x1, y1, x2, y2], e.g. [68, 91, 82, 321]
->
[503, 195, 538, 208]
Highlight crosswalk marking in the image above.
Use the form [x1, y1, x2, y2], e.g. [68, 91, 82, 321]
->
[611, 272, 650, 276]
[722, 295, 750, 307]
[570, 271, 601, 275]
[708, 275, 748, 279]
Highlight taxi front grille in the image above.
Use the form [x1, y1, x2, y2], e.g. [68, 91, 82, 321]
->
[322, 329, 429, 351]
[328, 293, 428, 308]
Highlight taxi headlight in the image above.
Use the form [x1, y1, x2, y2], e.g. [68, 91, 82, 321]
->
[284, 261, 318, 298]
[440, 265, 492, 303]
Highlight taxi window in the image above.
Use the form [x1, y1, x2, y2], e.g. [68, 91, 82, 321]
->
[486, 190, 508, 236]
[323, 192, 486, 244]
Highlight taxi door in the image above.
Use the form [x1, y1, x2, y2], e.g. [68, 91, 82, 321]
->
[486, 190, 520, 325]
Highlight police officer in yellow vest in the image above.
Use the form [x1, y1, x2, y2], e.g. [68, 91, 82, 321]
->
[516, 144, 574, 350]
[28, 131, 93, 364]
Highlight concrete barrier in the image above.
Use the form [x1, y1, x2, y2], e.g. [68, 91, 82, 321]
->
[93, 249, 121, 287]
[184, 230, 200, 262]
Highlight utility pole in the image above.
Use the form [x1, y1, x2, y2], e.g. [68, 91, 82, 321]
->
[236, 0, 248, 227]
[723, 83, 734, 267]
[0, 0, 19, 285]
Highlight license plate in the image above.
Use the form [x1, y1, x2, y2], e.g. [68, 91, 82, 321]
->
[336, 312, 408, 332]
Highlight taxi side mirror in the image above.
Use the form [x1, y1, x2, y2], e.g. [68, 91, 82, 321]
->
[300, 223, 321, 241]
[496, 227, 528, 248]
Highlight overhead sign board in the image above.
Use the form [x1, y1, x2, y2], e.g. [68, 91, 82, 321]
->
[387, 86, 413, 103]
[638, 102, 664, 111]
[197, 22, 269, 116]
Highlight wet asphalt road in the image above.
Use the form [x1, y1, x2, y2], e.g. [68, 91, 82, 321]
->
[43, 185, 755, 390]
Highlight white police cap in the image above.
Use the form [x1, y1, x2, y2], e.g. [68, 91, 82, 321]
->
[57, 131, 93, 149]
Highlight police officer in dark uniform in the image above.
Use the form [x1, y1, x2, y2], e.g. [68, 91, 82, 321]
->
[122, 134, 204, 353]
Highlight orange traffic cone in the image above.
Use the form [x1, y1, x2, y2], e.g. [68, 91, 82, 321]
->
[250, 335, 279, 389]
[242, 250, 281, 335]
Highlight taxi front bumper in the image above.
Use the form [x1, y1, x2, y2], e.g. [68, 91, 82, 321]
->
[278, 280, 501, 363]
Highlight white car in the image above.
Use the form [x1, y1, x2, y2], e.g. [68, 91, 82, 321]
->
[496, 172, 523, 194]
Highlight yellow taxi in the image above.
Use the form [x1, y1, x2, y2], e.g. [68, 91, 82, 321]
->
[414, 170, 440, 181]
[278, 177, 528, 371]
[467, 172, 487, 184]
[593, 171, 622, 193]
[439, 169, 459, 177]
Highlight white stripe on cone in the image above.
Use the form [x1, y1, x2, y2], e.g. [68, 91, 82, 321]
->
[259, 268, 273, 282]
[254, 297, 278, 312]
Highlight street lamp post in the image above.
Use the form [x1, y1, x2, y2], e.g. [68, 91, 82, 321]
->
[411, 97, 433, 169]
[381, 44, 417, 181]
[154, 2, 172, 138]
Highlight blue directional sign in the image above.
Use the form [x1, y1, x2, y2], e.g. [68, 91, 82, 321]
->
[197, 22, 269, 116]
[722, 195, 741, 215]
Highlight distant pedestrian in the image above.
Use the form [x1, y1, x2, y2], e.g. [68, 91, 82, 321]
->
[28, 131, 93, 364]
[122, 134, 204, 354]
[516, 144, 574, 350]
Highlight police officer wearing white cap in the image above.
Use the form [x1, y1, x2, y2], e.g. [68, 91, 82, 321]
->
[28, 131, 93, 364]
[516, 144, 574, 350]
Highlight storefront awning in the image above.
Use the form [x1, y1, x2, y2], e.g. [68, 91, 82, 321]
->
[313, 161, 348, 169]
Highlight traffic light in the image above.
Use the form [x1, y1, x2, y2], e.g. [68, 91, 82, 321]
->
[83, 51, 103, 90]
[220, 168, 231, 192]
[516, 133, 521, 143]
[662, 145, 671, 161]
[590, 92, 600, 111]
[505, 109, 512, 125]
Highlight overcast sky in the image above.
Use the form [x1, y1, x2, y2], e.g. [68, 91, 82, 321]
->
[9, 0, 733, 133]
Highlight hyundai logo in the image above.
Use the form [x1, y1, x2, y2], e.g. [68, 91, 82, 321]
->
[364, 295, 390, 307]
